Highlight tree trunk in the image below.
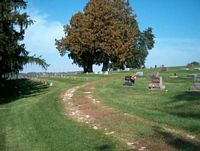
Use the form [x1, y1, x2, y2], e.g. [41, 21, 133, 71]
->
[88, 63, 93, 73]
[83, 64, 87, 73]
[83, 61, 93, 73]
[102, 61, 109, 72]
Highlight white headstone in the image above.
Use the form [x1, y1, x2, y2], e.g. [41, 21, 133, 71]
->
[104, 71, 109, 75]
[49, 82, 53, 87]
[125, 68, 130, 71]
[136, 72, 144, 76]
[180, 68, 189, 71]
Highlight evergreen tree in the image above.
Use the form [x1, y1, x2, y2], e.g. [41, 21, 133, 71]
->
[0, 0, 48, 80]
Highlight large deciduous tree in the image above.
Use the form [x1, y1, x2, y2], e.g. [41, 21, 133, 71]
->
[0, 0, 49, 80]
[56, 0, 138, 72]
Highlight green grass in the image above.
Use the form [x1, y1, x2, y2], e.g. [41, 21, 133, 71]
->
[95, 68, 200, 136]
[92, 68, 200, 150]
[1, 67, 200, 151]
[0, 78, 128, 151]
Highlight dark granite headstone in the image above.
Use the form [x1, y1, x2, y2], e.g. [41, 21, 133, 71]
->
[124, 76, 134, 86]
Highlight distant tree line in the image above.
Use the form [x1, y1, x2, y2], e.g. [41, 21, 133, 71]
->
[56, 0, 155, 72]
[0, 0, 49, 81]
[190, 61, 200, 66]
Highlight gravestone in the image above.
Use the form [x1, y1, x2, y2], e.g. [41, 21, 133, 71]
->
[125, 68, 130, 71]
[49, 82, 53, 87]
[160, 67, 168, 71]
[187, 74, 197, 78]
[170, 73, 178, 78]
[194, 68, 200, 71]
[190, 75, 200, 91]
[104, 71, 109, 75]
[136, 72, 144, 76]
[123, 76, 134, 86]
[148, 74, 165, 90]
[180, 68, 189, 71]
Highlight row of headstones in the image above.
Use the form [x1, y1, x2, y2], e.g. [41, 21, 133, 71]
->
[149, 73, 200, 91]
[31, 78, 53, 87]
[124, 72, 200, 91]
[93, 71, 109, 75]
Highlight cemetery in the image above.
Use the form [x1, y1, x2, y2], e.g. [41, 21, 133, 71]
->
[0, 65, 200, 150]
[1, 67, 200, 151]
[1, 0, 200, 151]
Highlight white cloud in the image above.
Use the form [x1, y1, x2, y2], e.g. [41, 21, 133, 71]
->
[24, 10, 64, 55]
[22, 10, 84, 73]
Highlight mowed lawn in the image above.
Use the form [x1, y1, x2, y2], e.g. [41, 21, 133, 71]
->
[94, 68, 200, 148]
[0, 67, 200, 151]
[0, 77, 128, 151]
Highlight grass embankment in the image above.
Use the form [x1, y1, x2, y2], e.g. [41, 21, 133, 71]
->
[0, 76, 128, 151]
[94, 68, 200, 150]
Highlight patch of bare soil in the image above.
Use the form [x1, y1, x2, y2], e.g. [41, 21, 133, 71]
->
[61, 79, 200, 151]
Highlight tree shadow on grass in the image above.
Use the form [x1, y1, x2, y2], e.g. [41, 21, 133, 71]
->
[167, 111, 200, 120]
[0, 79, 49, 104]
[94, 144, 112, 151]
[153, 127, 200, 151]
[166, 91, 200, 118]
[172, 91, 200, 102]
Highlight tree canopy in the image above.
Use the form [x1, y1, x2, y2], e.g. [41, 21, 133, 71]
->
[56, 0, 154, 72]
[126, 27, 155, 69]
[0, 0, 49, 80]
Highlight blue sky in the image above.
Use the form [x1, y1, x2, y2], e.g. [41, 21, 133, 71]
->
[23, 0, 200, 72]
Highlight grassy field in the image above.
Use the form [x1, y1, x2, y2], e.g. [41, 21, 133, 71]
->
[0, 67, 200, 151]
[0, 77, 128, 151]
[94, 67, 200, 150]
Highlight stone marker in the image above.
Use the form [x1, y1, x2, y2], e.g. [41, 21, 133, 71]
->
[104, 71, 109, 75]
[160, 67, 168, 71]
[125, 68, 130, 71]
[170, 73, 178, 78]
[148, 73, 165, 90]
[190, 75, 200, 91]
[194, 68, 200, 71]
[136, 72, 143, 76]
[187, 74, 197, 78]
[180, 68, 189, 71]
[49, 82, 53, 87]
[124, 76, 134, 86]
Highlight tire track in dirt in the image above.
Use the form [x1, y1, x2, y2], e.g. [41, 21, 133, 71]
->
[61, 79, 200, 151]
